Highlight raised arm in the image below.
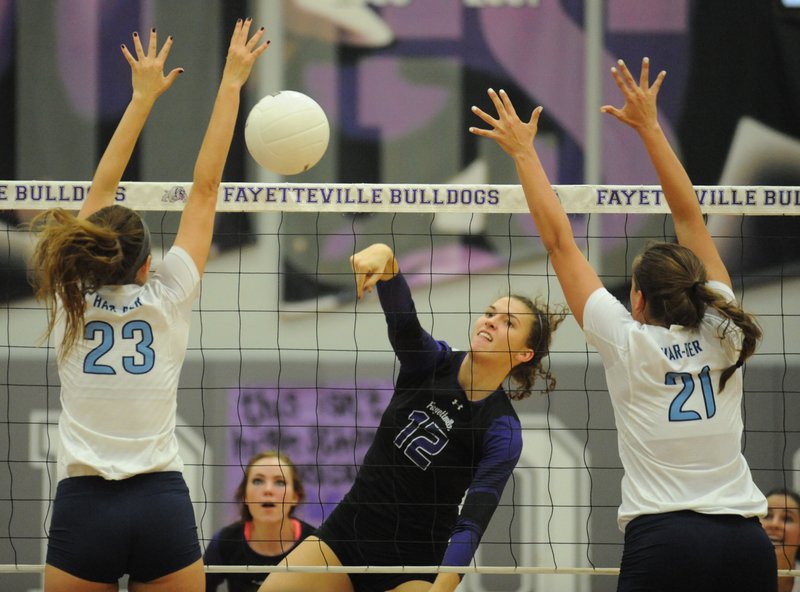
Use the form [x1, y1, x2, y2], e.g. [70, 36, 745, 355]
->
[601, 58, 730, 287]
[173, 18, 269, 275]
[79, 29, 182, 220]
[351, 243, 448, 371]
[470, 90, 602, 327]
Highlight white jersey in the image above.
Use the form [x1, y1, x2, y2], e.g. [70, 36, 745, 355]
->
[583, 282, 766, 532]
[55, 247, 200, 481]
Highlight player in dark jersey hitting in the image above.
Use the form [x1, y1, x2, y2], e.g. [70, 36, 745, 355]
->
[261, 242, 564, 592]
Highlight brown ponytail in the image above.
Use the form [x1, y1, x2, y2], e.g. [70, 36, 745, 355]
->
[30, 205, 150, 358]
[633, 242, 761, 391]
[698, 283, 761, 391]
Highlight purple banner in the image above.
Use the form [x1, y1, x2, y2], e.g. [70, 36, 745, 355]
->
[227, 382, 394, 526]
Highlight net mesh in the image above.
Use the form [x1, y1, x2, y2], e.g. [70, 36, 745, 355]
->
[1, 182, 798, 590]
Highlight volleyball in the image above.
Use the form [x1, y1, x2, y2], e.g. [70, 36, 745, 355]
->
[244, 90, 330, 176]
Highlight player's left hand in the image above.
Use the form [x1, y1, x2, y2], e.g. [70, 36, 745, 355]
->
[600, 57, 666, 132]
[222, 17, 270, 89]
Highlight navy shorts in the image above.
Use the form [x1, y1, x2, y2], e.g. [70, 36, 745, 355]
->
[617, 511, 777, 592]
[316, 502, 443, 592]
[46, 472, 201, 583]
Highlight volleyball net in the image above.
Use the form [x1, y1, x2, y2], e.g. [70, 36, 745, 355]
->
[1, 181, 799, 590]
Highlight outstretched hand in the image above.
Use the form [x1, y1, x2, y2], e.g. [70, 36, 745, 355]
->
[221, 18, 270, 88]
[121, 28, 182, 103]
[600, 57, 666, 132]
[469, 88, 542, 159]
[349, 243, 398, 300]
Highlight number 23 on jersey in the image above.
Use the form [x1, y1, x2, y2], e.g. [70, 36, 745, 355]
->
[83, 320, 156, 375]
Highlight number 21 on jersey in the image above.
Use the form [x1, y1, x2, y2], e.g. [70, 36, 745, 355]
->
[666, 365, 716, 422]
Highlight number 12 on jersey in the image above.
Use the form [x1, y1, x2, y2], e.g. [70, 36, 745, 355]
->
[394, 410, 449, 470]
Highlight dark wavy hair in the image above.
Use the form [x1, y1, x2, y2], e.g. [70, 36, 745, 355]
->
[505, 295, 567, 400]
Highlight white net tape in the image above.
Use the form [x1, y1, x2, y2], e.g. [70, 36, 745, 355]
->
[1, 181, 799, 214]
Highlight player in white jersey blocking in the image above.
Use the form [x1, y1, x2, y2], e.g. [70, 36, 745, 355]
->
[31, 20, 268, 592]
[470, 57, 775, 591]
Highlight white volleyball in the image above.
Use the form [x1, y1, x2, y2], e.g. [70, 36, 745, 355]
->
[244, 90, 330, 176]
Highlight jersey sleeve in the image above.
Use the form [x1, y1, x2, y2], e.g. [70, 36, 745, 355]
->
[703, 281, 743, 359]
[152, 246, 201, 304]
[202, 531, 225, 591]
[582, 287, 633, 368]
[377, 272, 449, 373]
[707, 280, 735, 304]
[441, 414, 523, 567]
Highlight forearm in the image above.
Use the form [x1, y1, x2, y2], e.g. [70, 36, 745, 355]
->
[82, 95, 156, 216]
[637, 123, 701, 230]
[172, 82, 241, 272]
[514, 149, 576, 255]
[94, 96, 156, 185]
[377, 272, 443, 368]
[191, 81, 242, 195]
[376, 272, 413, 316]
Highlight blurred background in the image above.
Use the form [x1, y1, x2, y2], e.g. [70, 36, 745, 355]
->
[2, 0, 799, 303]
[1, 2, 799, 591]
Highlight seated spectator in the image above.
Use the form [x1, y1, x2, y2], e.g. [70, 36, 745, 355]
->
[761, 488, 800, 592]
[205, 452, 315, 592]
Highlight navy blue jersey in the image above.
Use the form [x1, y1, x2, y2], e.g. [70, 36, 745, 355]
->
[321, 273, 522, 568]
[204, 519, 315, 592]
